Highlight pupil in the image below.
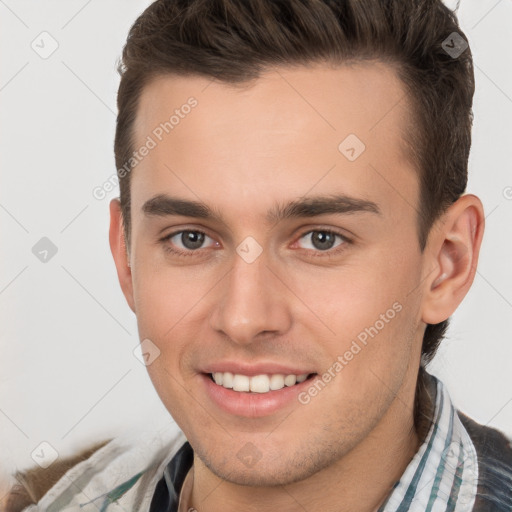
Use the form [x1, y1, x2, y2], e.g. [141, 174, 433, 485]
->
[182, 231, 205, 249]
[312, 231, 335, 250]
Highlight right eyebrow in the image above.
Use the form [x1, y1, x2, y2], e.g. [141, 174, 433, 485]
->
[142, 194, 223, 222]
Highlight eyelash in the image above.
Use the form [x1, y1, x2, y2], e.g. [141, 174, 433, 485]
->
[159, 229, 352, 258]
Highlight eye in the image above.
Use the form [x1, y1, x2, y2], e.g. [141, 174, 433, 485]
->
[297, 230, 346, 251]
[165, 230, 217, 251]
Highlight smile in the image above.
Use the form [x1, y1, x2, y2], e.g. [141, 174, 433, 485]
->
[201, 370, 319, 418]
[210, 372, 312, 393]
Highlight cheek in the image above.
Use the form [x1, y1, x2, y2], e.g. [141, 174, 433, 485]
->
[130, 256, 221, 389]
[285, 245, 422, 387]
[131, 264, 209, 426]
[289, 247, 420, 337]
[131, 268, 193, 394]
[131, 251, 209, 337]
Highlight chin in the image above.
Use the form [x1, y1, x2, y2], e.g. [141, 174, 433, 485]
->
[194, 438, 346, 488]
[205, 461, 320, 487]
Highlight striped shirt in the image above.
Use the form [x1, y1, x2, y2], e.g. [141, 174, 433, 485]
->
[377, 374, 479, 511]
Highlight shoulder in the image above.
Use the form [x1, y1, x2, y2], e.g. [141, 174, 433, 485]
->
[458, 411, 512, 511]
[3, 426, 187, 512]
[3, 440, 110, 512]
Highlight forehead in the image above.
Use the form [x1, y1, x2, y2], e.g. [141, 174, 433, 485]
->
[130, 62, 417, 225]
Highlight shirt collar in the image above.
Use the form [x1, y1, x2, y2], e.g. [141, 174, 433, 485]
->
[378, 373, 479, 511]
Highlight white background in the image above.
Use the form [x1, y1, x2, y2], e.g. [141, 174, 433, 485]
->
[1, 0, 511, 490]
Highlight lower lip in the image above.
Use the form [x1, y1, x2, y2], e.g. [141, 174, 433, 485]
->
[200, 373, 316, 418]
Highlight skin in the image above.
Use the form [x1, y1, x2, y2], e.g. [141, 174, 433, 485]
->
[109, 62, 484, 512]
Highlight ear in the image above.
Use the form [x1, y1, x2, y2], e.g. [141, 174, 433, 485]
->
[109, 198, 136, 313]
[421, 194, 485, 324]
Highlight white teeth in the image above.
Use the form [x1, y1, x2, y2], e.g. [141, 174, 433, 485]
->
[222, 372, 233, 388]
[284, 374, 297, 387]
[211, 372, 311, 393]
[269, 374, 285, 390]
[249, 374, 270, 393]
[232, 374, 250, 392]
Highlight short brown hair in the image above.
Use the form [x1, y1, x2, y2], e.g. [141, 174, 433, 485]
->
[114, 0, 474, 365]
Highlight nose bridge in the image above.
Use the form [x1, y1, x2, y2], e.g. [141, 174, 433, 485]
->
[210, 251, 291, 344]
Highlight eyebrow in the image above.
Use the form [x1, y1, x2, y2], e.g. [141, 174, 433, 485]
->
[143, 194, 219, 220]
[267, 195, 381, 222]
[142, 193, 381, 223]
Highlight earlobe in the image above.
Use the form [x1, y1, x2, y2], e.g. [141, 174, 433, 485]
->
[421, 194, 485, 325]
[109, 198, 136, 313]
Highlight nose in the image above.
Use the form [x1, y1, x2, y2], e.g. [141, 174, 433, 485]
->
[209, 253, 293, 346]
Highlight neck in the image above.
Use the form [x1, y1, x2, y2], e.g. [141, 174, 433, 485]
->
[186, 368, 434, 512]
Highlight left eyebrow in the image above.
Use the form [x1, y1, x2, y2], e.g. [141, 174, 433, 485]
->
[267, 194, 381, 223]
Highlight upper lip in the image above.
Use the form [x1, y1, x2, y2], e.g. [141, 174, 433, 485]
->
[201, 361, 315, 376]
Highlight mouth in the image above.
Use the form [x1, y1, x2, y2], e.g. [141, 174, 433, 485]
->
[208, 372, 317, 394]
[199, 364, 319, 417]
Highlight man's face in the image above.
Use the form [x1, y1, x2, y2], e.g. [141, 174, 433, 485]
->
[124, 62, 430, 485]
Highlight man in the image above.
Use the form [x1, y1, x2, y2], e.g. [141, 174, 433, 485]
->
[5, 0, 512, 510]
